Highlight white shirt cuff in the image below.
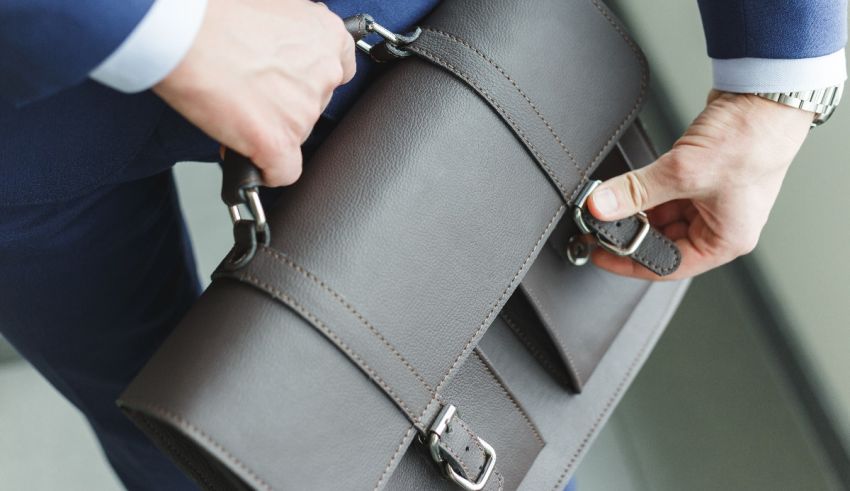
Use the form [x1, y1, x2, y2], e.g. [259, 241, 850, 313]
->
[712, 48, 847, 93]
[90, 0, 208, 93]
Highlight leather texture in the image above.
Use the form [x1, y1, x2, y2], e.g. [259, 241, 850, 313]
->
[405, 14, 679, 277]
[118, 1, 689, 489]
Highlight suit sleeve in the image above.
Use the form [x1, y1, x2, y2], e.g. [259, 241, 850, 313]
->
[0, 0, 155, 106]
[696, 0, 848, 92]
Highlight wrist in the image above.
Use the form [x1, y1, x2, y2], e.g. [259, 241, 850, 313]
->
[709, 89, 817, 132]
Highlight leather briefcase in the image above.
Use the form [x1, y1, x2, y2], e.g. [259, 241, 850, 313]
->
[119, 0, 688, 489]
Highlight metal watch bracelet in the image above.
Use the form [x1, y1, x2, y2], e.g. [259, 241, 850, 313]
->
[754, 84, 844, 127]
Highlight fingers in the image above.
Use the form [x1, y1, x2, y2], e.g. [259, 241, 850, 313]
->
[591, 236, 721, 281]
[255, 144, 303, 187]
[314, 1, 357, 84]
[590, 212, 737, 281]
[241, 126, 304, 187]
[588, 152, 688, 222]
[340, 34, 357, 83]
[646, 199, 692, 228]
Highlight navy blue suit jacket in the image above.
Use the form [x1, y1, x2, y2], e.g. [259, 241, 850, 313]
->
[0, 0, 846, 205]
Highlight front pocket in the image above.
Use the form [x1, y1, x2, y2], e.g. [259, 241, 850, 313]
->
[506, 123, 659, 392]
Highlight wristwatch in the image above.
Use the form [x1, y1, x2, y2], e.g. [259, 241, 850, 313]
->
[754, 83, 844, 127]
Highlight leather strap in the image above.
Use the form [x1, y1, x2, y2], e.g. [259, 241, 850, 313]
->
[581, 209, 681, 275]
[220, 150, 263, 207]
[405, 28, 680, 276]
[215, 245, 442, 429]
[432, 408, 503, 490]
[213, 245, 540, 489]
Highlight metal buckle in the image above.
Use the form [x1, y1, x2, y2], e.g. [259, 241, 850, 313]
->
[354, 16, 421, 56]
[228, 188, 268, 240]
[427, 405, 497, 491]
[568, 180, 650, 265]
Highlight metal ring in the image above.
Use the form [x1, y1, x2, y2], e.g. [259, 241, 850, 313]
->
[595, 211, 650, 256]
[426, 405, 497, 491]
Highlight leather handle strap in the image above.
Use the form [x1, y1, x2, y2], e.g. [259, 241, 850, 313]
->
[220, 150, 263, 207]
[219, 150, 269, 270]
[581, 209, 681, 275]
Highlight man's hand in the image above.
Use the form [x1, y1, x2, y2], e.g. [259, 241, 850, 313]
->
[153, 0, 356, 186]
[588, 90, 814, 280]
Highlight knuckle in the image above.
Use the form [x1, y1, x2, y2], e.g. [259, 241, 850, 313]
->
[245, 125, 279, 162]
[274, 153, 304, 186]
[327, 62, 345, 85]
[665, 152, 693, 187]
[624, 172, 650, 210]
[254, 130, 283, 156]
[258, 143, 302, 186]
[343, 34, 356, 54]
[286, 102, 320, 137]
[665, 150, 708, 193]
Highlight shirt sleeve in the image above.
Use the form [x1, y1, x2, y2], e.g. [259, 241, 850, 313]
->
[90, 0, 208, 94]
[712, 48, 847, 92]
[0, 0, 157, 105]
[697, 0, 848, 92]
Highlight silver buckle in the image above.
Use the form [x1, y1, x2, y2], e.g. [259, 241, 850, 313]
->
[568, 180, 650, 265]
[228, 188, 267, 238]
[427, 405, 497, 491]
[354, 16, 421, 56]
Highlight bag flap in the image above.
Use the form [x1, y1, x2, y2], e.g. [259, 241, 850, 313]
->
[212, 0, 648, 427]
[121, 0, 651, 489]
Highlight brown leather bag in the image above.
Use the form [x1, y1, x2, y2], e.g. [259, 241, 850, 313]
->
[119, 1, 687, 489]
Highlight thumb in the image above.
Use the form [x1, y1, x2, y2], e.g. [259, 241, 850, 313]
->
[587, 153, 682, 221]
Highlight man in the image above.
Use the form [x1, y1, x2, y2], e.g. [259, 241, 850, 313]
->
[0, 0, 845, 489]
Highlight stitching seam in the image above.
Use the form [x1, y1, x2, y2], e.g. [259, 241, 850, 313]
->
[500, 311, 567, 383]
[258, 246, 434, 394]
[441, 436, 474, 478]
[409, 44, 569, 197]
[235, 272, 422, 425]
[137, 416, 223, 491]
[585, 214, 681, 274]
[546, 295, 664, 491]
[415, 204, 566, 425]
[373, 426, 415, 491]
[471, 349, 545, 446]
[128, 402, 274, 491]
[520, 284, 584, 384]
[422, 27, 582, 174]
[567, 0, 650, 204]
[456, 417, 486, 456]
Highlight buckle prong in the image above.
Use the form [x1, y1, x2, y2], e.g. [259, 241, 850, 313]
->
[568, 179, 651, 265]
[426, 405, 497, 491]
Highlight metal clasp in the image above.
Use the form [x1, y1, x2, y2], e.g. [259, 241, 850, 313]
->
[354, 15, 421, 57]
[427, 405, 497, 491]
[222, 187, 270, 270]
[228, 188, 267, 240]
[567, 180, 650, 265]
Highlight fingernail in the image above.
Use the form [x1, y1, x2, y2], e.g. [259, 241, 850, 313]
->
[593, 188, 618, 216]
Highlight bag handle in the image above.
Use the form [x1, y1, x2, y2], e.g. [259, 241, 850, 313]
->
[218, 15, 417, 270]
[219, 150, 269, 270]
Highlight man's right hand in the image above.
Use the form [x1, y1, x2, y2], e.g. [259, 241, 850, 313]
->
[153, 0, 356, 186]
